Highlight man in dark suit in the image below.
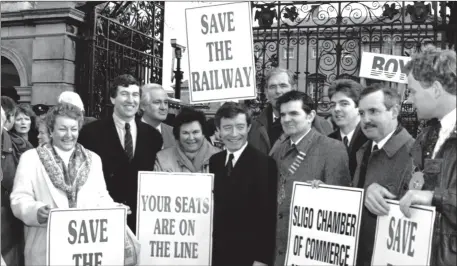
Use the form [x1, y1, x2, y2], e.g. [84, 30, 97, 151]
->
[78, 74, 163, 232]
[209, 102, 278, 266]
[270, 90, 351, 265]
[139, 83, 176, 149]
[248, 67, 333, 155]
[327, 79, 369, 178]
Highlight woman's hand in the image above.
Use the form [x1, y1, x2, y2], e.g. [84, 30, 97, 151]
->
[37, 205, 51, 224]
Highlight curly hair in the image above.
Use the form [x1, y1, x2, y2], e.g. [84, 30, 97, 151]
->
[45, 103, 84, 132]
[109, 74, 141, 98]
[172, 107, 206, 140]
[404, 45, 456, 95]
[265, 67, 297, 88]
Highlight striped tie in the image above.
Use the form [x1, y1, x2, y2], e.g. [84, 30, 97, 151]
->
[124, 123, 134, 161]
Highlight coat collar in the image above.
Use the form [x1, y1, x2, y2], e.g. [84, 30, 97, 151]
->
[359, 126, 412, 159]
[257, 103, 272, 128]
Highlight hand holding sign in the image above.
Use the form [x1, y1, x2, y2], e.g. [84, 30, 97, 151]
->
[399, 190, 433, 218]
[37, 204, 51, 224]
[365, 183, 396, 216]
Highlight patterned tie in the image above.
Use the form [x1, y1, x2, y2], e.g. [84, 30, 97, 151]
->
[124, 123, 134, 161]
[343, 136, 349, 148]
[226, 153, 234, 177]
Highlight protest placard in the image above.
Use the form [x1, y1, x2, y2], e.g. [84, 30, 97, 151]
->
[185, 2, 256, 104]
[372, 200, 435, 266]
[359, 52, 411, 84]
[285, 182, 364, 266]
[136, 171, 214, 265]
[47, 208, 126, 266]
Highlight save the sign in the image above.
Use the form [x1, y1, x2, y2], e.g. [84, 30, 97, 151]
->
[372, 200, 435, 266]
[359, 52, 411, 84]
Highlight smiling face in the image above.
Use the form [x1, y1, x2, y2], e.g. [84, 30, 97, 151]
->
[330, 91, 359, 129]
[179, 121, 204, 153]
[280, 100, 314, 140]
[219, 113, 251, 153]
[50, 116, 79, 151]
[13, 112, 31, 135]
[111, 84, 140, 121]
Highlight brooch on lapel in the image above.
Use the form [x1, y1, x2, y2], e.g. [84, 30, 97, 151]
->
[409, 171, 424, 190]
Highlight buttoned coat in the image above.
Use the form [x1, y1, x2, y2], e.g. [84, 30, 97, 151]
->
[352, 127, 414, 266]
[269, 129, 351, 265]
[10, 149, 116, 266]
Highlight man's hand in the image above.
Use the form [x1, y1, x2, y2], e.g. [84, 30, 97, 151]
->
[306, 179, 324, 189]
[399, 190, 433, 218]
[37, 205, 51, 224]
[365, 183, 396, 216]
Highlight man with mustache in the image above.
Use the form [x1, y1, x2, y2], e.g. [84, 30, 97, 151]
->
[78, 74, 163, 232]
[269, 90, 350, 265]
[209, 102, 277, 266]
[328, 79, 369, 178]
[139, 83, 176, 149]
[352, 83, 414, 266]
[248, 67, 333, 155]
[399, 45, 456, 266]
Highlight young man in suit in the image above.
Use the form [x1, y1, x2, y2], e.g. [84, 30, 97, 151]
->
[352, 84, 414, 266]
[248, 67, 333, 155]
[270, 90, 351, 265]
[328, 79, 368, 178]
[78, 74, 163, 232]
[139, 83, 176, 149]
[209, 102, 278, 266]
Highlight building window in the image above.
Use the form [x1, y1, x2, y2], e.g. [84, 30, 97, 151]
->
[283, 47, 295, 60]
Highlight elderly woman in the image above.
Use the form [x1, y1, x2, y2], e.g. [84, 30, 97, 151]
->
[10, 103, 136, 266]
[154, 107, 220, 173]
[10, 103, 39, 147]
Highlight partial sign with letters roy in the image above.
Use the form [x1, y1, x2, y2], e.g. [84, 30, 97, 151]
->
[285, 182, 364, 266]
[47, 208, 126, 266]
[185, 2, 256, 104]
[136, 172, 214, 266]
[372, 200, 436, 266]
[359, 52, 411, 84]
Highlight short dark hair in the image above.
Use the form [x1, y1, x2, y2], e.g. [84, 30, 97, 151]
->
[360, 83, 400, 110]
[275, 90, 315, 114]
[109, 74, 140, 98]
[172, 107, 206, 140]
[328, 79, 363, 106]
[1, 96, 17, 119]
[214, 102, 252, 129]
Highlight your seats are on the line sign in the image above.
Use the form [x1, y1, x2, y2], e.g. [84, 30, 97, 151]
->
[185, 2, 256, 104]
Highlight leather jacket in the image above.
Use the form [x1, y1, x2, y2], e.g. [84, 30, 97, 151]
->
[410, 123, 456, 266]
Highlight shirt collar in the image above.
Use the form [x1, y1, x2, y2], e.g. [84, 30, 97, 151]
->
[373, 129, 395, 151]
[113, 112, 134, 129]
[440, 108, 456, 129]
[272, 110, 279, 122]
[141, 117, 162, 133]
[340, 128, 356, 144]
[226, 141, 248, 167]
[290, 128, 311, 146]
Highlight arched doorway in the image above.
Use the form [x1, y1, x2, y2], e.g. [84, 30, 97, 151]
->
[1, 56, 20, 87]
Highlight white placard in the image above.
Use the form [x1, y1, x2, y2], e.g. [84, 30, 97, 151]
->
[47, 208, 126, 266]
[185, 2, 256, 104]
[372, 200, 435, 266]
[136, 171, 214, 265]
[285, 182, 364, 266]
[359, 52, 411, 84]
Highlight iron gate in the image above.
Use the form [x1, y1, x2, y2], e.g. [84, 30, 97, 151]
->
[77, 1, 165, 118]
[250, 1, 452, 137]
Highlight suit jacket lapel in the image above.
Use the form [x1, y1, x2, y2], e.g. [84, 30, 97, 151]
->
[107, 116, 129, 161]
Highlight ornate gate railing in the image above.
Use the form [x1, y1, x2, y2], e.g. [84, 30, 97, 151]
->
[250, 1, 452, 137]
[77, 1, 165, 118]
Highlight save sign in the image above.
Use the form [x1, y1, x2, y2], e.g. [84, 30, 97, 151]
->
[359, 52, 411, 84]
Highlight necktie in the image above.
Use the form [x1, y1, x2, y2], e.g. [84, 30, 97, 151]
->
[356, 141, 373, 188]
[343, 136, 349, 148]
[372, 144, 379, 152]
[226, 153, 234, 177]
[124, 123, 134, 161]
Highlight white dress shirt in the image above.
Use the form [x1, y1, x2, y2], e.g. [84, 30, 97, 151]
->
[113, 113, 137, 154]
[372, 129, 395, 151]
[225, 141, 248, 167]
[340, 128, 356, 146]
[433, 108, 456, 159]
[290, 128, 311, 146]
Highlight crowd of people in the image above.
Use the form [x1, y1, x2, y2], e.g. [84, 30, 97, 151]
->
[1, 45, 455, 266]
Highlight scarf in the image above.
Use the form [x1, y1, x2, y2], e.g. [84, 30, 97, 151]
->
[8, 131, 33, 165]
[36, 143, 92, 208]
[176, 138, 216, 173]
